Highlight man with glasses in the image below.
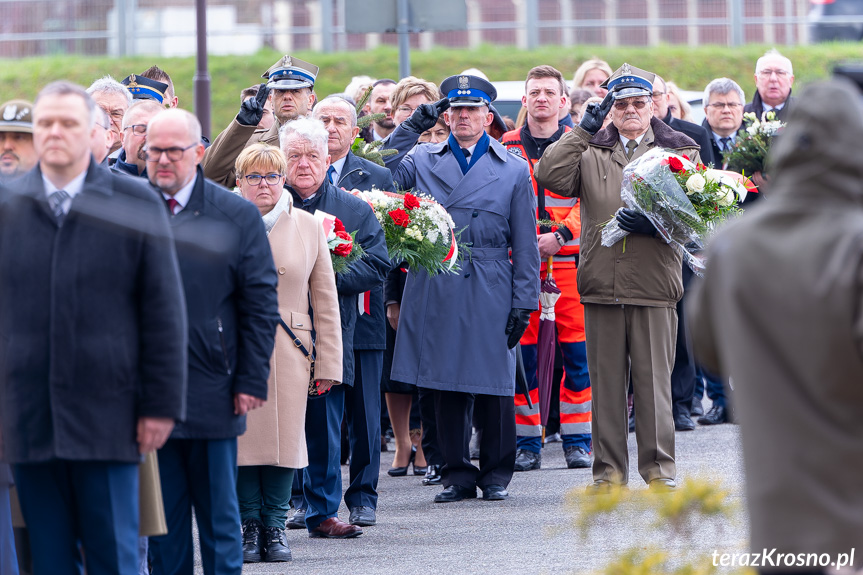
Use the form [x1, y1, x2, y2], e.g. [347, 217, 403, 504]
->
[535, 64, 701, 492]
[90, 106, 115, 165]
[746, 49, 795, 123]
[144, 109, 278, 575]
[86, 76, 133, 157]
[203, 55, 319, 188]
[112, 99, 164, 178]
[701, 78, 747, 172]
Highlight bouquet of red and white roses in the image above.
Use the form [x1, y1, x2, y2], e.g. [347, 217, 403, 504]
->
[350, 188, 466, 276]
[723, 110, 785, 177]
[601, 148, 748, 273]
[314, 212, 365, 275]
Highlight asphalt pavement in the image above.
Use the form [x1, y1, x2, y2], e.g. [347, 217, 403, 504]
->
[194, 413, 748, 575]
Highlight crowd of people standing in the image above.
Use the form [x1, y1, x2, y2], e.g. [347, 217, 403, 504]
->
[3, 44, 858, 575]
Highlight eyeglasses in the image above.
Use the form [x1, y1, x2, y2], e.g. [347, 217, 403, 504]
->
[651, 91, 666, 100]
[242, 173, 283, 186]
[757, 69, 790, 78]
[123, 124, 147, 136]
[143, 143, 198, 162]
[613, 100, 648, 111]
[707, 102, 743, 110]
[396, 105, 417, 115]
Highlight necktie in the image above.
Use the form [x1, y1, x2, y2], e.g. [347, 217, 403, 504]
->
[49, 190, 70, 222]
[720, 137, 732, 152]
[625, 140, 638, 159]
[461, 148, 471, 158]
[166, 198, 180, 215]
[327, 165, 336, 185]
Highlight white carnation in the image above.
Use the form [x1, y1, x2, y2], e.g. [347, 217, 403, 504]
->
[716, 187, 735, 207]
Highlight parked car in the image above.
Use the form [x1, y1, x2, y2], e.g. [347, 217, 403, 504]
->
[809, 0, 863, 42]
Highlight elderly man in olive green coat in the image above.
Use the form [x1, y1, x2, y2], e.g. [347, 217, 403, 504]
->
[688, 79, 863, 572]
[534, 64, 700, 491]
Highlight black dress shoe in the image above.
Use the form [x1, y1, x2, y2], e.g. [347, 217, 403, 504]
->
[241, 518, 264, 563]
[514, 448, 541, 472]
[286, 508, 306, 530]
[422, 464, 442, 486]
[388, 448, 415, 476]
[348, 506, 376, 526]
[697, 405, 730, 426]
[481, 484, 509, 501]
[263, 527, 292, 562]
[563, 446, 592, 469]
[691, 396, 704, 417]
[674, 413, 696, 431]
[434, 484, 477, 503]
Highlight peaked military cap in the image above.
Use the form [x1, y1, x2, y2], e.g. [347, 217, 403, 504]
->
[600, 63, 655, 100]
[0, 100, 33, 133]
[263, 55, 319, 90]
[440, 74, 496, 107]
[121, 74, 169, 104]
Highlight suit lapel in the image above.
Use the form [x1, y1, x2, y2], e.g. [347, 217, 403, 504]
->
[428, 152, 464, 199]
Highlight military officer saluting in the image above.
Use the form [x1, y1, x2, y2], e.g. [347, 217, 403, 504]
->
[391, 74, 540, 503]
[202, 55, 319, 187]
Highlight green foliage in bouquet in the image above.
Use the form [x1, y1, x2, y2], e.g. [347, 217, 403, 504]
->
[723, 110, 784, 177]
[350, 85, 398, 167]
[329, 230, 365, 275]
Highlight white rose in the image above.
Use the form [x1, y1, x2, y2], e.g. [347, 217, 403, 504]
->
[703, 169, 721, 184]
[716, 187, 735, 207]
[686, 173, 706, 195]
[746, 124, 758, 136]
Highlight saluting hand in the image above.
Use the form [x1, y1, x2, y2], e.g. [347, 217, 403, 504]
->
[401, 98, 451, 134]
[237, 83, 271, 127]
[233, 392, 266, 415]
[578, 92, 614, 136]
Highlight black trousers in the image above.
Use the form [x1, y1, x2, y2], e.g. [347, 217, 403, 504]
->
[433, 389, 516, 490]
[670, 263, 696, 419]
[418, 386, 443, 467]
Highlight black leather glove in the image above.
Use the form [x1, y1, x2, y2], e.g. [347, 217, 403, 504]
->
[400, 98, 450, 134]
[237, 83, 270, 127]
[616, 208, 657, 236]
[578, 92, 614, 136]
[505, 308, 532, 349]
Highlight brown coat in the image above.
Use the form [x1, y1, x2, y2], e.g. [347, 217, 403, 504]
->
[534, 118, 700, 307]
[201, 118, 280, 188]
[688, 80, 863, 561]
[237, 203, 342, 469]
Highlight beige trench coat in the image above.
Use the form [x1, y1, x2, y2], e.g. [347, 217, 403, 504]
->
[237, 203, 342, 469]
[688, 80, 863, 561]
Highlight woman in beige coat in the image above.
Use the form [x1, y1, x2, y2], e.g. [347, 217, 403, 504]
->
[234, 143, 342, 563]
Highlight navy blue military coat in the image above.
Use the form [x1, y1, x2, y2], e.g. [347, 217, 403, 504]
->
[336, 151, 395, 352]
[391, 138, 540, 396]
[0, 161, 188, 463]
[167, 167, 278, 439]
[289, 181, 389, 385]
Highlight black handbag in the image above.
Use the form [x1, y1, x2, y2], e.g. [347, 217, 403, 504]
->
[278, 318, 327, 397]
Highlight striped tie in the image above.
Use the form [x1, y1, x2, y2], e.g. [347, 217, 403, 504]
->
[720, 137, 731, 152]
[49, 190, 70, 222]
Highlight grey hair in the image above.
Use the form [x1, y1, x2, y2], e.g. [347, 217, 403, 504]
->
[279, 117, 329, 156]
[122, 99, 165, 129]
[86, 75, 133, 105]
[755, 48, 793, 76]
[314, 95, 358, 128]
[703, 78, 745, 109]
[148, 108, 202, 146]
[35, 81, 97, 128]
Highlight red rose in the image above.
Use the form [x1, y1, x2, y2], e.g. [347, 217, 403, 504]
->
[388, 208, 411, 228]
[333, 218, 346, 233]
[403, 193, 421, 210]
[668, 157, 685, 173]
[333, 231, 353, 257]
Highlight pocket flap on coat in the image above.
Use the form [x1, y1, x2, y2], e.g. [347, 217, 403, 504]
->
[291, 311, 312, 331]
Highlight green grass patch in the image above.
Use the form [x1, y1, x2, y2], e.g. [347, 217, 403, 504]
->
[1, 43, 859, 136]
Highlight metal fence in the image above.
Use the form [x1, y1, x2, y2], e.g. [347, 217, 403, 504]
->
[0, 0, 832, 58]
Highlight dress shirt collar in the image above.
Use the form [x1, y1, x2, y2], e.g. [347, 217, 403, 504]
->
[330, 156, 347, 183]
[42, 167, 87, 201]
[161, 173, 197, 214]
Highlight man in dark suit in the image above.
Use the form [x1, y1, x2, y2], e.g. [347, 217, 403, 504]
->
[308, 95, 394, 527]
[281, 116, 389, 537]
[0, 81, 187, 575]
[144, 109, 278, 575]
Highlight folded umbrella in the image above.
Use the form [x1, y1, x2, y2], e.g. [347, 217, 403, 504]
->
[537, 256, 561, 427]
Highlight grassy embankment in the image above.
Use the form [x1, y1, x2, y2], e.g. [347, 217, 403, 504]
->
[1, 43, 860, 135]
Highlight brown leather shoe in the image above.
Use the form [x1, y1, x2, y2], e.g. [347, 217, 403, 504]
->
[309, 517, 363, 539]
